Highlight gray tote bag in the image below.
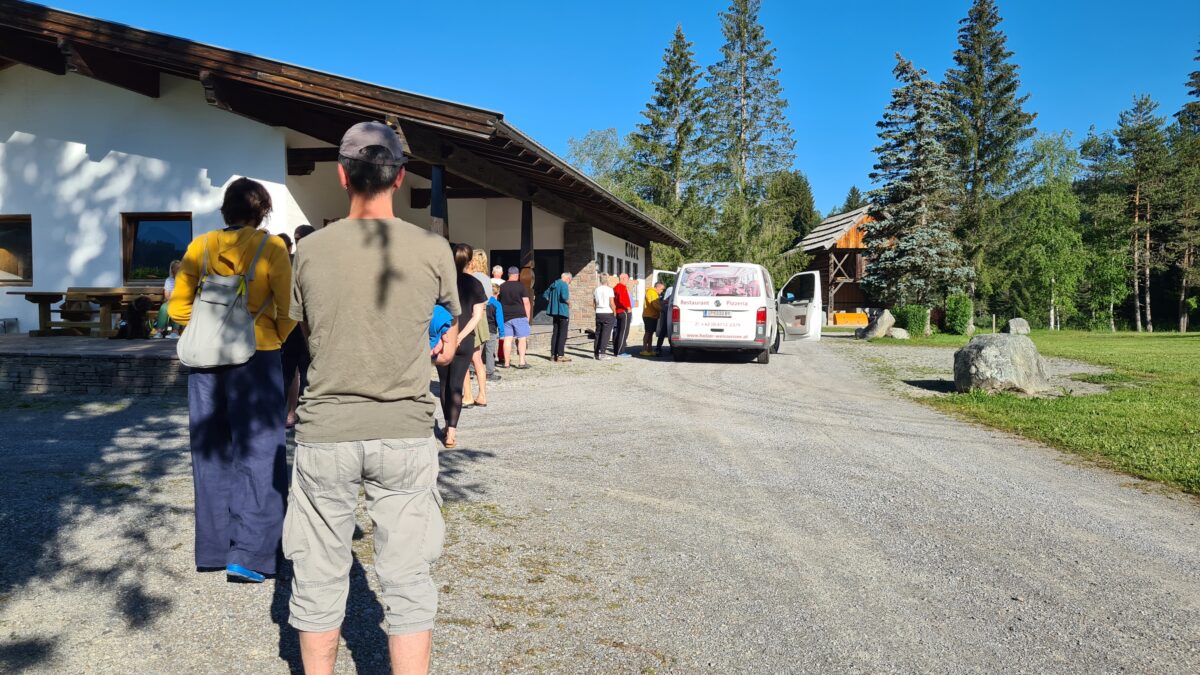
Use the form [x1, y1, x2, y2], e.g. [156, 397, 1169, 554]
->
[176, 231, 273, 368]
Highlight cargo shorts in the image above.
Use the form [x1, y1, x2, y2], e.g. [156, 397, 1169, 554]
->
[284, 436, 444, 635]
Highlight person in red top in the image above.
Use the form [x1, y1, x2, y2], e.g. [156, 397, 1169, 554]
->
[611, 272, 633, 357]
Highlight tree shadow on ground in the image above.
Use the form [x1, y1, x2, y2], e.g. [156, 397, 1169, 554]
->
[0, 394, 191, 670]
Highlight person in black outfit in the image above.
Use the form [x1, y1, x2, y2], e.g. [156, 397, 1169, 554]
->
[281, 225, 316, 428]
[436, 242, 487, 448]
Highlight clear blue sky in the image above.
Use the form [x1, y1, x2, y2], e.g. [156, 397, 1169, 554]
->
[42, 0, 1200, 212]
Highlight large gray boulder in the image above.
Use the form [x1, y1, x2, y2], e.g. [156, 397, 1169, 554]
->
[1003, 317, 1031, 335]
[887, 327, 910, 340]
[954, 334, 1048, 394]
[857, 309, 895, 340]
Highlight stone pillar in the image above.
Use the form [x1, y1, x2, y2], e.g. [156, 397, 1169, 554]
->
[564, 222, 597, 330]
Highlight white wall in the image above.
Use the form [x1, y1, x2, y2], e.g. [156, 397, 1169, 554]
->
[485, 199, 563, 252]
[0, 67, 289, 331]
[593, 227, 644, 279]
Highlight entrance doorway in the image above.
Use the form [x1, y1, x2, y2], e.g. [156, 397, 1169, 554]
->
[490, 249, 564, 324]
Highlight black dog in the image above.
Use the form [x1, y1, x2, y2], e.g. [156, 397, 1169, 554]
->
[111, 295, 152, 339]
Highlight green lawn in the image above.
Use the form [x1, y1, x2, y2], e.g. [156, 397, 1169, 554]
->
[903, 330, 1200, 494]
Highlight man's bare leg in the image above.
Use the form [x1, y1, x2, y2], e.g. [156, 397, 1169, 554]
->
[299, 628, 340, 675]
[390, 630, 432, 675]
[517, 338, 528, 366]
[502, 336, 513, 367]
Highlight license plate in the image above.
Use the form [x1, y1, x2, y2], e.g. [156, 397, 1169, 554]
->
[704, 310, 731, 318]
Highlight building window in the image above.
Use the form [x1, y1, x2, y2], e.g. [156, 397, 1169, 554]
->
[633, 262, 639, 279]
[607, 255, 614, 275]
[122, 213, 192, 283]
[0, 215, 33, 286]
[596, 251, 603, 273]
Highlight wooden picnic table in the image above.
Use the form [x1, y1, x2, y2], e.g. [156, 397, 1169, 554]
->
[7, 287, 166, 337]
[7, 291, 65, 336]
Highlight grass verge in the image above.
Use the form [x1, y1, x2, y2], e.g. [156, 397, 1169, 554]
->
[916, 330, 1200, 494]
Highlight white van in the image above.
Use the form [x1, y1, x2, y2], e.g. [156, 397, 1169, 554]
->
[666, 263, 821, 364]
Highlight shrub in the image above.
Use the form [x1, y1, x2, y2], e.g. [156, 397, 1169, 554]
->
[893, 305, 929, 335]
[944, 293, 974, 335]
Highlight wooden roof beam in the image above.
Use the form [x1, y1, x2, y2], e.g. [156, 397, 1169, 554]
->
[58, 39, 159, 98]
[0, 26, 65, 75]
[199, 73, 362, 145]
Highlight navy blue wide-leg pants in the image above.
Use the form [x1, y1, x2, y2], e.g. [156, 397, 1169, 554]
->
[188, 349, 288, 574]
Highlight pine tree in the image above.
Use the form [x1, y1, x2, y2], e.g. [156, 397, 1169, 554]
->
[1115, 95, 1168, 332]
[864, 54, 974, 314]
[1079, 127, 1132, 331]
[942, 0, 1037, 280]
[704, 0, 795, 200]
[840, 186, 868, 213]
[628, 26, 705, 209]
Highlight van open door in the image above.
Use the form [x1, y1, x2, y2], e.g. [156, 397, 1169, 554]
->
[777, 271, 822, 341]
[649, 269, 677, 337]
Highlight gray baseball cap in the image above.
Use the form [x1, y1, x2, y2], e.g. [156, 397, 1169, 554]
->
[339, 121, 409, 166]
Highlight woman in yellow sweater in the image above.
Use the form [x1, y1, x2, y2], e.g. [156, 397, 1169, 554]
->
[169, 177, 295, 583]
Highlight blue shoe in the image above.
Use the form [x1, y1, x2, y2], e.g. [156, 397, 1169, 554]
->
[226, 564, 265, 583]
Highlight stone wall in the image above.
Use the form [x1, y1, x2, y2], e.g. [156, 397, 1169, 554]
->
[0, 354, 187, 396]
[564, 222, 599, 329]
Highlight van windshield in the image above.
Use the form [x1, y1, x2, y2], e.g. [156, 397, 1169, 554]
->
[677, 265, 763, 298]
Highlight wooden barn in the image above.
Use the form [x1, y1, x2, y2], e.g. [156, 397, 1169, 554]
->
[790, 206, 883, 326]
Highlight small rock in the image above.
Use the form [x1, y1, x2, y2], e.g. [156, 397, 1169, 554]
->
[1003, 317, 1031, 335]
[953, 334, 1049, 394]
[857, 309, 895, 340]
[887, 327, 910, 340]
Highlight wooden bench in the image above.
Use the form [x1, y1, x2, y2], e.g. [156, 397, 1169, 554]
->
[7, 286, 166, 337]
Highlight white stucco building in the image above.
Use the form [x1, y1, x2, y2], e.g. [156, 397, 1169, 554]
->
[0, 1, 681, 334]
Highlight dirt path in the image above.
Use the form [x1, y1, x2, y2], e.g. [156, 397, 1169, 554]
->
[1, 335, 1197, 673]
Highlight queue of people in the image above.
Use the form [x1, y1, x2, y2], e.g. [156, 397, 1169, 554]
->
[164, 120, 671, 674]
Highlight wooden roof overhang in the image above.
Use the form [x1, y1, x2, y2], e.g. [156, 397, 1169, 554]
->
[793, 205, 873, 253]
[0, 0, 686, 248]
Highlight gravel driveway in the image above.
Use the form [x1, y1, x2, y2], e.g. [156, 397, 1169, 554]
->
[1, 334, 1197, 673]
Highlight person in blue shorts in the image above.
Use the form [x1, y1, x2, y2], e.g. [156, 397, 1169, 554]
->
[498, 266, 532, 369]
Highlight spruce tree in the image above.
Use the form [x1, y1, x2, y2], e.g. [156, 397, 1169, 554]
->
[629, 26, 705, 209]
[704, 0, 795, 200]
[864, 54, 973, 314]
[942, 0, 1037, 277]
[841, 186, 868, 213]
[1177, 46, 1200, 129]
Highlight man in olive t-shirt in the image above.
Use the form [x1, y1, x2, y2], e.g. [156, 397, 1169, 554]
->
[284, 121, 459, 675]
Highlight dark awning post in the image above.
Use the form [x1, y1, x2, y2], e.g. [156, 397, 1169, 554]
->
[430, 164, 448, 239]
[520, 199, 534, 295]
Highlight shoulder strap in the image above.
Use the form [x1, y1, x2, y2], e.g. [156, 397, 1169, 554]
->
[200, 232, 215, 277]
[244, 231, 271, 281]
[252, 291, 275, 320]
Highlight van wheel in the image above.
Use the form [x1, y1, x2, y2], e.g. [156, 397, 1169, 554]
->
[756, 349, 770, 364]
[770, 329, 782, 354]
